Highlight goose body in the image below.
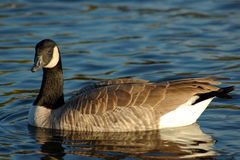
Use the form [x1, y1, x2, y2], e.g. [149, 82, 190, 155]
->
[29, 39, 234, 132]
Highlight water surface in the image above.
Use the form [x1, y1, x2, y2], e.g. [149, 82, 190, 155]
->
[0, 0, 240, 159]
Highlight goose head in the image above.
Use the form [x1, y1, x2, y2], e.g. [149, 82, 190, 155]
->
[31, 39, 64, 109]
[31, 39, 60, 72]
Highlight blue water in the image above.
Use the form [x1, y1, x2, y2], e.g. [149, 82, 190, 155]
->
[0, 0, 240, 159]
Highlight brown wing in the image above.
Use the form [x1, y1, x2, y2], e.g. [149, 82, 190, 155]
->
[63, 78, 220, 116]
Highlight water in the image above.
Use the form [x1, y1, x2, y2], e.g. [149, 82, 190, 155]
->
[0, 0, 240, 159]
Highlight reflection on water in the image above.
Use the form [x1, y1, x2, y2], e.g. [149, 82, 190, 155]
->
[29, 124, 216, 159]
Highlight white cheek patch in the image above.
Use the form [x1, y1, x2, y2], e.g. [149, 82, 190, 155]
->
[44, 46, 60, 68]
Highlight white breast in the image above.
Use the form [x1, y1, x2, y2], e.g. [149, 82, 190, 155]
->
[159, 97, 214, 129]
[28, 105, 52, 128]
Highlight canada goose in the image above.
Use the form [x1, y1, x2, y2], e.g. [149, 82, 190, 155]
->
[29, 39, 234, 132]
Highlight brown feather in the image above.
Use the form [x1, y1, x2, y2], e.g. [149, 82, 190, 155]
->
[53, 78, 226, 131]
[65, 78, 219, 114]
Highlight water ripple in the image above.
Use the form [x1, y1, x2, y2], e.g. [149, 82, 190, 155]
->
[0, 0, 239, 159]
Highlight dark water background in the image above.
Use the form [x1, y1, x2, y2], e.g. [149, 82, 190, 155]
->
[0, 0, 240, 159]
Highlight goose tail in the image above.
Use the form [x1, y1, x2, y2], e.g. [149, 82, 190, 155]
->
[216, 86, 235, 99]
[193, 86, 234, 105]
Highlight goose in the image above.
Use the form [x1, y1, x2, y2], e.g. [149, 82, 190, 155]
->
[29, 39, 234, 132]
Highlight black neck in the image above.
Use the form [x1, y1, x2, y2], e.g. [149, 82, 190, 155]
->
[34, 59, 65, 109]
